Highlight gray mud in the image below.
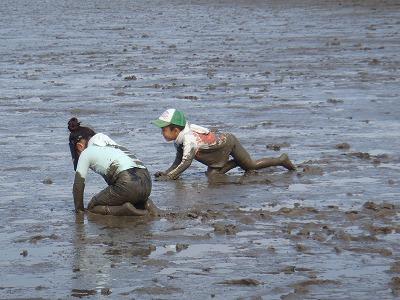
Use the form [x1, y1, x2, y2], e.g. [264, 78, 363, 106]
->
[1, 0, 400, 299]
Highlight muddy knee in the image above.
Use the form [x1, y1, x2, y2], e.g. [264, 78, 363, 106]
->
[206, 167, 223, 177]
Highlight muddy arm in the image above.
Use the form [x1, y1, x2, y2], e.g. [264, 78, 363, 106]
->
[167, 147, 195, 179]
[73, 172, 85, 212]
[164, 147, 184, 174]
[69, 141, 78, 171]
[167, 159, 193, 179]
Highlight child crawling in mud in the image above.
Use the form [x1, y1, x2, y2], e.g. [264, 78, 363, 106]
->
[152, 109, 295, 180]
[68, 118, 155, 216]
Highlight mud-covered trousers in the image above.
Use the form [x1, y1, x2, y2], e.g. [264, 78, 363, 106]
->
[88, 168, 152, 209]
[195, 133, 292, 174]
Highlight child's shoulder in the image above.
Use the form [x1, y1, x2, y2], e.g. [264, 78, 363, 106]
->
[189, 123, 210, 134]
[89, 133, 117, 147]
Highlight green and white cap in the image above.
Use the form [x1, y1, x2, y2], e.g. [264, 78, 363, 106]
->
[152, 109, 186, 128]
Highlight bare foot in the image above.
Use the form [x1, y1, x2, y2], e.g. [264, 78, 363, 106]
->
[279, 154, 296, 171]
[145, 198, 161, 217]
[123, 202, 148, 216]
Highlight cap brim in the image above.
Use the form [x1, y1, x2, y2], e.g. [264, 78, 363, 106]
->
[152, 119, 170, 128]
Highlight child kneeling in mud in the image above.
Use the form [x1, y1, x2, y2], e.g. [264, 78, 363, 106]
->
[68, 118, 154, 216]
[152, 109, 295, 180]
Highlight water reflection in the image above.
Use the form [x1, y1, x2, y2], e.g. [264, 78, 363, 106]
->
[71, 212, 154, 295]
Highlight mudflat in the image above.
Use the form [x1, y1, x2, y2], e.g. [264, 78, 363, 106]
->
[1, 0, 399, 298]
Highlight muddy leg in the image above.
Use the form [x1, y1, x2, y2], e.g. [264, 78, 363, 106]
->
[87, 186, 124, 210]
[251, 154, 295, 170]
[89, 203, 148, 216]
[205, 166, 223, 177]
[218, 160, 238, 174]
[230, 135, 295, 171]
[205, 160, 238, 176]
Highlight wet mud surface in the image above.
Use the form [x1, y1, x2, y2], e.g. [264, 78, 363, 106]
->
[1, 0, 400, 299]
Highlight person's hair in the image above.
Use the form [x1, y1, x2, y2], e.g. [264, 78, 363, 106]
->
[166, 123, 185, 131]
[68, 117, 96, 146]
[68, 117, 96, 171]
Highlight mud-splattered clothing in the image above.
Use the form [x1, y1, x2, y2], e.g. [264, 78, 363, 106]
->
[166, 123, 232, 179]
[165, 129, 292, 179]
[73, 133, 150, 211]
[75, 133, 145, 184]
[87, 168, 151, 210]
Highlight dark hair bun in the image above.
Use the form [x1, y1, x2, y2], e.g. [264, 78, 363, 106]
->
[68, 117, 81, 132]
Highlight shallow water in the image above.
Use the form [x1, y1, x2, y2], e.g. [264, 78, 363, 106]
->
[1, 0, 400, 299]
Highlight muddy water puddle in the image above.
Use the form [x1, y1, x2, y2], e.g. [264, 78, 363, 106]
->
[1, 0, 400, 299]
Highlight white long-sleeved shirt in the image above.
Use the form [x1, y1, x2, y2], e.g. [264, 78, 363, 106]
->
[166, 123, 227, 178]
[174, 123, 220, 160]
[76, 133, 145, 183]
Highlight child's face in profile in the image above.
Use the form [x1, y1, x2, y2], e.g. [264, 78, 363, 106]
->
[162, 126, 180, 142]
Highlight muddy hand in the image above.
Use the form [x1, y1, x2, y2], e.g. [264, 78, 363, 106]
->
[87, 198, 96, 210]
[154, 171, 167, 178]
[155, 174, 173, 181]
